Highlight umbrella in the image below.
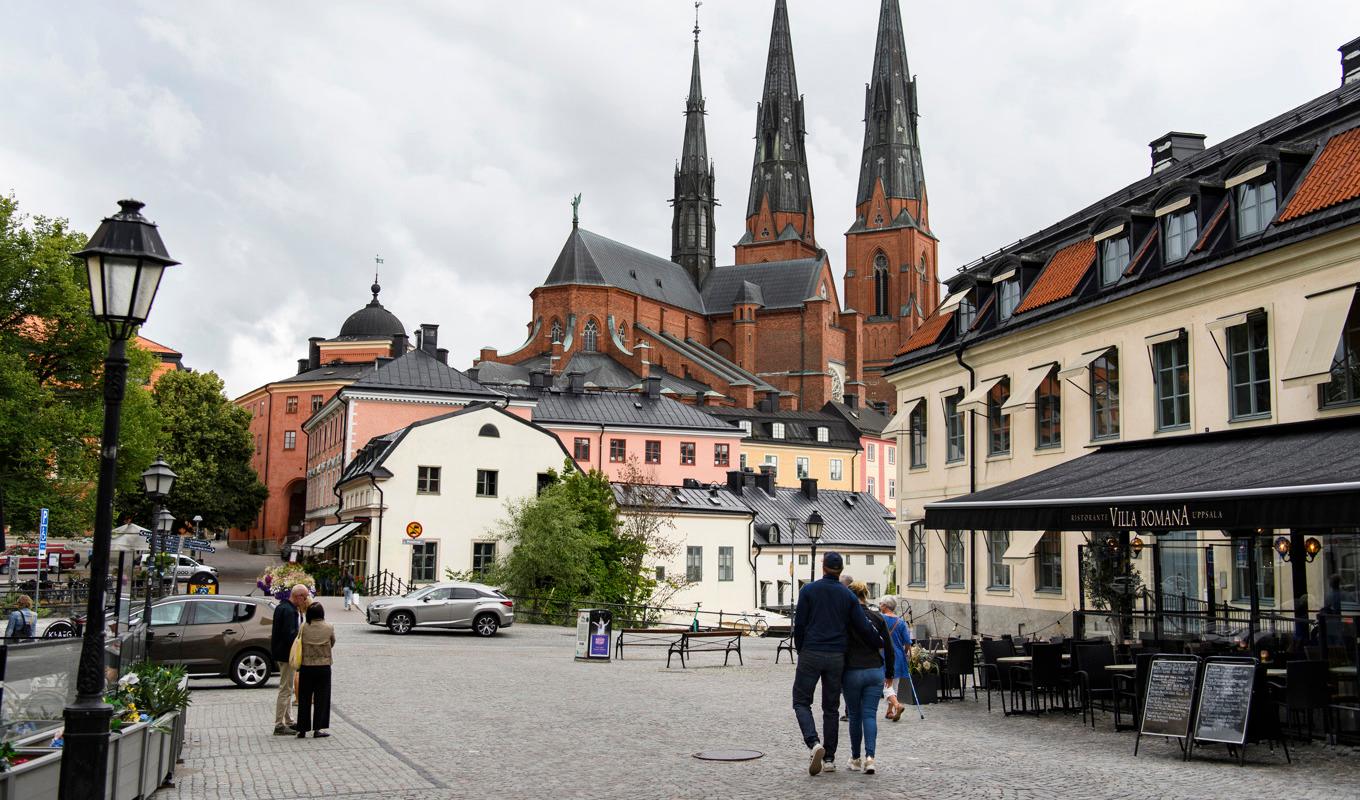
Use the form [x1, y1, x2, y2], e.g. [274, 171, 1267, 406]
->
[111, 523, 149, 535]
[110, 533, 147, 552]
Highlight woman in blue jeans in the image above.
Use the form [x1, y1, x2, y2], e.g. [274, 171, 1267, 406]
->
[842, 581, 895, 774]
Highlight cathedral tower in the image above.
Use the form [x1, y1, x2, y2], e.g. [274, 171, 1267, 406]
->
[734, 0, 818, 265]
[671, 14, 717, 286]
[844, 0, 939, 408]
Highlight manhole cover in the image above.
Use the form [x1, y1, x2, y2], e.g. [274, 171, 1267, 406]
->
[693, 749, 763, 761]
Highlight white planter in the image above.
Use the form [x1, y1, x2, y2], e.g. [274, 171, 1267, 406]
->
[140, 712, 180, 792]
[105, 719, 150, 800]
[0, 748, 62, 800]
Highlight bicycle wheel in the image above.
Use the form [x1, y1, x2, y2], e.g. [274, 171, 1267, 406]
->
[752, 617, 769, 636]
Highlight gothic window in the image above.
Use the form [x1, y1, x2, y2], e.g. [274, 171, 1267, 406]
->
[873, 253, 890, 317]
[698, 208, 707, 248]
[617, 322, 627, 342]
[550, 319, 562, 343]
[583, 319, 599, 353]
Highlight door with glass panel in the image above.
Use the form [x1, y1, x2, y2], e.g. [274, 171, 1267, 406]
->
[1158, 531, 1201, 636]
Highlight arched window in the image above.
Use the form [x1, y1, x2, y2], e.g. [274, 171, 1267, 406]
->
[698, 208, 707, 247]
[819, 282, 829, 299]
[478, 424, 500, 438]
[617, 322, 627, 340]
[873, 253, 890, 317]
[550, 319, 562, 343]
[582, 319, 599, 352]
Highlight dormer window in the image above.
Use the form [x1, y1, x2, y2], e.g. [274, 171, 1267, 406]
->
[771, 422, 786, 439]
[998, 278, 1021, 321]
[1163, 206, 1198, 263]
[956, 296, 976, 331]
[739, 420, 753, 435]
[1235, 170, 1277, 237]
[1099, 236, 1130, 286]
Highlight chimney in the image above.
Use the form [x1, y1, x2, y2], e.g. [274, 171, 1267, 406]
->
[1149, 131, 1206, 174]
[297, 358, 309, 375]
[726, 469, 745, 495]
[568, 372, 586, 394]
[375, 356, 393, 369]
[755, 465, 777, 497]
[637, 341, 651, 379]
[436, 347, 449, 365]
[419, 324, 438, 356]
[528, 370, 546, 389]
[844, 393, 858, 409]
[644, 374, 662, 398]
[682, 477, 701, 489]
[550, 339, 565, 375]
[763, 390, 779, 412]
[466, 367, 480, 383]
[390, 333, 409, 358]
[308, 337, 323, 370]
[800, 477, 819, 501]
[1343, 36, 1360, 85]
[872, 400, 889, 414]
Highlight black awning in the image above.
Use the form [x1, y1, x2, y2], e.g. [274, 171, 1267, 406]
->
[924, 416, 1360, 531]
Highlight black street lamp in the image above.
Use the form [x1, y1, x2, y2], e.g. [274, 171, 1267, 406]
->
[141, 458, 177, 631]
[61, 201, 178, 800]
[805, 509, 824, 584]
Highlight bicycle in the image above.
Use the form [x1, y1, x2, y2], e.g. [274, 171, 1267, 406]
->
[733, 611, 770, 636]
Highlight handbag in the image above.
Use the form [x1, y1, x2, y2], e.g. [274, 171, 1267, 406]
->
[288, 622, 305, 669]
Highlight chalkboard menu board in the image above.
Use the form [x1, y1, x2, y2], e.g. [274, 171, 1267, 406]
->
[1192, 660, 1254, 745]
[1140, 658, 1198, 739]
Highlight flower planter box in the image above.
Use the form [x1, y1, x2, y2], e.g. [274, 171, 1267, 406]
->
[910, 671, 939, 704]
[140, 712, 181, 793]
[106, 719, 150, 800]
[0, 748, 62, 800]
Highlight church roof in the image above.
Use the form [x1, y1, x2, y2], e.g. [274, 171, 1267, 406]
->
[348, 347, 502, 398]
[857, 0, 925, 204]
[700, 258, 825, 314]
[543, 227, 706, 314]
[745, 0, 813, 219]
[337, 280, 406, 340]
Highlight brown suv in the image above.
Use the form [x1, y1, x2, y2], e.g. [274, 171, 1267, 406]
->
[142, 594, 278, 688]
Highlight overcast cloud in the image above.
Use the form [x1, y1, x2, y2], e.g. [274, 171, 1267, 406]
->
[3, 1, 1357, 397]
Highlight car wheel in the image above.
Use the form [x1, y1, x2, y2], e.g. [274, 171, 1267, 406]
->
[230, 650, 273, 688]
[388, 611, 414, 635]
[474, 613, 499, 638]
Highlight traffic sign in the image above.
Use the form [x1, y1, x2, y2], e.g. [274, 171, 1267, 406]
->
[183, 539, 216, 554]
[38, 508, 49, 558]
[405, 521, 423, 539]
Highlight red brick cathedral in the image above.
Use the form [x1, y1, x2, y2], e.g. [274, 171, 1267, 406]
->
[478, 0, 938, 412]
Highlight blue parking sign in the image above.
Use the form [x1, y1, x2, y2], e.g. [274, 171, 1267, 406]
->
[38, 507, 49, 558]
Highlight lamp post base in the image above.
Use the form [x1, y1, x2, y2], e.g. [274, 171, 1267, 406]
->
[58, 701, 114, 799]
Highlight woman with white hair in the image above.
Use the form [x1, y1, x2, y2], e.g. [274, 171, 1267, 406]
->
[878, 596, 911, 721]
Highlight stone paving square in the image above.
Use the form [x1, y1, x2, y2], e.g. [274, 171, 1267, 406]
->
[159, 613, 1360, 800]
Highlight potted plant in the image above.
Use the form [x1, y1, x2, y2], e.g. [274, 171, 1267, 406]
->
[906, 644, 940, 704]
[102, 664, 191, 800]
[0, 740, 64, 800]
[257, 564, 316, 601]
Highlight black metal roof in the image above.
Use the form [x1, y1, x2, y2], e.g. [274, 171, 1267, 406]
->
[706, 407, 862, 450]
[276, 363, 374, 385]
[890, 78, 1360, 375]
[857, 0, 925, 205]
[637, 325, 777, 393]
[532, 390, 736, 432]
[611, 483, 752, 516]
[821, 401, 891, 437]
[348, 348, 502, 398]
[744, 486, 896, 548]
[338, 281, 406, 340]
[700, 257, 825, 313]
[543, 227, 706, 313]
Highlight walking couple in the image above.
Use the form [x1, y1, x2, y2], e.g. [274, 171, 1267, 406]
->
[792, 551, 906, 776]
[270, 584, 336, 739]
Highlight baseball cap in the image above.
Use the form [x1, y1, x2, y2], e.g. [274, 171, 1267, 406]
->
[822, 551, 844, 570]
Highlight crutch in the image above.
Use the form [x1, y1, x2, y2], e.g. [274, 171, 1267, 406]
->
[901, 668, 926, 720]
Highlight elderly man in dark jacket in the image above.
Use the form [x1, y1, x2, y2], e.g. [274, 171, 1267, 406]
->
[271, 584, 310, 735]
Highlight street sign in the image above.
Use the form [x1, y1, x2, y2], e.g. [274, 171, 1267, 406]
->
[150, 535, 181, 551]
[183, 539, 216, 554]
[38, 508, 49, 558]
[406, 521, 423, 539]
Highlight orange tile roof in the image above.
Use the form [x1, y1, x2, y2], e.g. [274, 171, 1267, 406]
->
[1013, 238, 1096, 315]
[1279, 126, 1360, 222]
[896, 310, 955, 356]
[135, 335, 181, 356]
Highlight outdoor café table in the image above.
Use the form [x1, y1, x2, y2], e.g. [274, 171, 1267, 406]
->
[997, 655, 1072, 664]
[1104, 663, 1135, 674]
[1267, 668, 1287, 679]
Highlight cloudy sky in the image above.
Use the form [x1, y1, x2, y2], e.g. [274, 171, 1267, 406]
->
[3, 1, 1357, 397]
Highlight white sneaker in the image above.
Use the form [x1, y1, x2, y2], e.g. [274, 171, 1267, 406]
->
[848, 757, 862, 772]
[808, 743, 825, 776]
[864, 756, 876, 775]
[822, 760, 837, 773]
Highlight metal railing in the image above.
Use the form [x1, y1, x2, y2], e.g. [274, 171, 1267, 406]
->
[504, 594, 770, 632]
[362, 570, 409, 598]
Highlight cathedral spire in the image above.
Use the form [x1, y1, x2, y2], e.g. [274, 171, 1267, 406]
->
[736, 0, 816, 264]
[671, 2, 717, 287]
[857, 0, 924, 205]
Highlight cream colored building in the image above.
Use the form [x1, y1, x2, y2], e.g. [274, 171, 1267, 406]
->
[885, 66, 1360, 643]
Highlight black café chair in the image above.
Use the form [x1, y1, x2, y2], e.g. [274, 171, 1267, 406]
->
[1275, 660, 1331, 741]
[1112, 651, 1156, 731]
[1010, 643, 1067, 714]
[940, 639, 977, 701]
[977, 638, 1013, 713]
[1072, 643, 1117, 729]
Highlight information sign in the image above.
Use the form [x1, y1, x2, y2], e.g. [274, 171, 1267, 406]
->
[38, 508, 49, 558]
[1192, 660, 1254, 746]
[1137, 657, 1198, 750]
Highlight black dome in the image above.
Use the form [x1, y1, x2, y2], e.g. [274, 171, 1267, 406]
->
[338, 281, 405, 339]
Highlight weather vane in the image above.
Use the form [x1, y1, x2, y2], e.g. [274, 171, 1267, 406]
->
[571, 193, 582, 227]
[694, 1, 702, 41]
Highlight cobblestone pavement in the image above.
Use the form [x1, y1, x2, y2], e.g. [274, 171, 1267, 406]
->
[159, 616, 1360, 800]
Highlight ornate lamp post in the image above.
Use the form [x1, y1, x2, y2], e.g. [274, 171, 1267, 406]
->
[141, 457, 177, 627]
[61, 200, 178, 800]
[805, 510, 824, 584]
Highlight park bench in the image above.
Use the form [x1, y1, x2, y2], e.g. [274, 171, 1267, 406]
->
[667, 629, 743, 669]
[614, 628, 690, 660]
[776, 634, 795, 664]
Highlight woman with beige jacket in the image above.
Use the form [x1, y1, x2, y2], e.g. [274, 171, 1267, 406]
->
[296, 603, 335, 738]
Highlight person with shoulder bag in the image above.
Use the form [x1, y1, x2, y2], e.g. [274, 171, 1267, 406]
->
[295, 603, 336, 738]
[843, 581, 895, 775]
[270, 585, 309, 735]
[6, 595, 37, 641]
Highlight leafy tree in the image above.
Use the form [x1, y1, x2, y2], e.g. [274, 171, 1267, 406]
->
[117, 369, 266, 531]
[0, 194, 163, 539]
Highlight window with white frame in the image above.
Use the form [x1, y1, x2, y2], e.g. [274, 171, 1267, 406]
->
[987, 531, 1010, 589]
[1227, 314, 1271, 420]
[718, 547, 734, 582]
[830, 459, 843, 481]
[771, 422, 786, 439]
[796, 457, 809, 479]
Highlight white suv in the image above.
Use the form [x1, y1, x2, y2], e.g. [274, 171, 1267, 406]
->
[139, 553, 218, 581]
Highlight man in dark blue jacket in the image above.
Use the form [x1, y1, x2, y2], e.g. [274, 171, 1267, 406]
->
[792, 551, 881, 775]
[270, 584, 308, 735]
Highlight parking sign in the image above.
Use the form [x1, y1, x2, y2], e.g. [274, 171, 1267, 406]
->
[38, 507, 49, 558]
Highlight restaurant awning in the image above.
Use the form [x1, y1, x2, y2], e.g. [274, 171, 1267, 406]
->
[311, 522, 363, 551]
[1057, 347, 1112, 384]
[1000, 530, 1047, 564]
[923, 417, 1360, 531]
[1282, 284, 1356, 387]
[957, 375, 1006, 413]
[290, 524, 342, 552]
[883, 397, 922, 435]
[1001, 363, 1058, 412]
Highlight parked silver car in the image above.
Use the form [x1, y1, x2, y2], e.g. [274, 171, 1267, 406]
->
[366, 581, 514, 637]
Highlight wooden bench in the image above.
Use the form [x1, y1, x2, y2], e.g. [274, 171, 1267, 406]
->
[614, 627, 690, 659]
[667, 629, 743, 669]
[776, 634, 796, 664]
